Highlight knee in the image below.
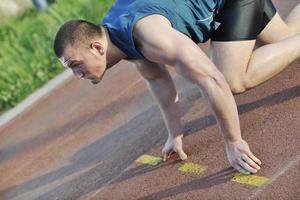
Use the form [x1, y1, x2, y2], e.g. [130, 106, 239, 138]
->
[229, 84, 246, 94]
[227, 76, 257, 94]
[226, 78, 248, 94]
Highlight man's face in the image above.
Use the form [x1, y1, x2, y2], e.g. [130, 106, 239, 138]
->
[60, 43, 107, 84]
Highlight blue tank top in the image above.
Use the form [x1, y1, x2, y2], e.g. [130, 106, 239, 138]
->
[102, 0, 226, 59]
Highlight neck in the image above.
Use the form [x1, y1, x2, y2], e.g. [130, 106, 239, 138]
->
[103, 27, 127, 68]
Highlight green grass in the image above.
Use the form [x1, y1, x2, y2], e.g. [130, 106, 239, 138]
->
[0, 0, 114, 113]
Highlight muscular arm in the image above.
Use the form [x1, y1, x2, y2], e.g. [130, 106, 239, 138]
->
[132, 59, 187, 161]
[133, 14, 261, 174]
[134, 15, 241, 143]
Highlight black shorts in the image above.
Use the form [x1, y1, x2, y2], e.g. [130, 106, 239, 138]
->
[211, 0, 277, 41]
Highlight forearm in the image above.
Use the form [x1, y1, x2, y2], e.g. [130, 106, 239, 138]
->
[145, 69, 182, 139]
[170, 52, 242, 143]
[200, 73, 242, 143]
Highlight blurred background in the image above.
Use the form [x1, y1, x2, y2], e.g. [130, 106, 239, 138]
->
[0, 0, 114, 115]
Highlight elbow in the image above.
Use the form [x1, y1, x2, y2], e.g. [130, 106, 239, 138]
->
[212, 71, 231, 92]
[199, 70, 232, 97]
[173, 50, 232, 94]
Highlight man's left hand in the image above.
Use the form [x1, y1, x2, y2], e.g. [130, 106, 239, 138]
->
[225, 139, 262, 174]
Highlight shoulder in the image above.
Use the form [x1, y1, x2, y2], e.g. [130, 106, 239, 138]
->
[133, 14, 172, 52]
[132, 15, 183, 64]
[102, 0, 136, 24]
[132, 14, 205, 65]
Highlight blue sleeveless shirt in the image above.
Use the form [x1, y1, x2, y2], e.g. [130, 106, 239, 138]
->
[102, 0, 226, 59]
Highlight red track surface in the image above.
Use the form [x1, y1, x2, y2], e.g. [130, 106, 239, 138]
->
[0, 0, 299, 199]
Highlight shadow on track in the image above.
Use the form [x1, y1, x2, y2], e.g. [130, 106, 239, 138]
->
[0, 85, 298, 199]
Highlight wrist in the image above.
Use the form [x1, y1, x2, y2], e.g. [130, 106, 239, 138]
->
[224, 136, 243, 145]
[168, 133, 184, 140]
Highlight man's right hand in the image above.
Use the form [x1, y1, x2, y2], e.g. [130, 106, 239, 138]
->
[162, 135, 188, 161]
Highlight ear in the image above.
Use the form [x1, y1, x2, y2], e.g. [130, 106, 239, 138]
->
[90, 41, 105, 56]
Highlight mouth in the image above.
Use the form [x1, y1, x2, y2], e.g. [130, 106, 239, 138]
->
[77, 72, 86, 80]
[82, 72, 86, 79]
[76, 71, 100, 85]
[83, 72, 93, 80]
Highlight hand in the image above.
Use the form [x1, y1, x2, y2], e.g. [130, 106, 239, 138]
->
[225, 139, 262, 175]
[162, 135, 188, 161]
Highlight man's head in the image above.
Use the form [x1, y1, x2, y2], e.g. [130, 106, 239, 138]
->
[54, 20, 107, 84]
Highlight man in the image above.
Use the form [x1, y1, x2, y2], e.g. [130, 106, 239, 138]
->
[53, 0, 300, 175]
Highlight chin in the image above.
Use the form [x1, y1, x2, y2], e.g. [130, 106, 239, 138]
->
[89, 70, 106, 84]
[90, 76, 102, 85]
[91, 80, 100, 85]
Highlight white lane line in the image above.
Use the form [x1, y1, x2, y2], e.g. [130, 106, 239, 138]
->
[248, 154, 300, 199]
[0, 70, 73, 129]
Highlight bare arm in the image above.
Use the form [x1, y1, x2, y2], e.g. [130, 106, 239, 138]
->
[133, 14, 261, 174]
[134, 15, 241, 143]
[132, 59, 187, 161]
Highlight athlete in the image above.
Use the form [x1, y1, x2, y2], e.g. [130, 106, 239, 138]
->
[53, 0, 300, 175]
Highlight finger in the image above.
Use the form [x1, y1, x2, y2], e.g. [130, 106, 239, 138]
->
[246, 151, 262, 166]
[174, 146, 188, 160]
[241, 154, 261, 171]
[234, 164, 250, 175]
[163, 153, 167, 162]
[162, 149, 169, 162]
[162, 148, 174, 161]
[238, 158, 258, 174]
[177, 149, 188, 160]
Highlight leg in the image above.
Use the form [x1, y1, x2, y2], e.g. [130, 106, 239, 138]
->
[134, 59, 187, 160]
[259, 6, 300, 44]
[285, 4, 300, 33]
[211, 40, 256, 94]
[211, 11, 300, 94]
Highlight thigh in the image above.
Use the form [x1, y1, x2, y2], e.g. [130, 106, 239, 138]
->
[210, 40, 256, 83]
[210, 0, 272, 84]
[258, 12, 298, 44]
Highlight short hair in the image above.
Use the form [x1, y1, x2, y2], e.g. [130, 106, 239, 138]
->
[53, 19, 103, 58]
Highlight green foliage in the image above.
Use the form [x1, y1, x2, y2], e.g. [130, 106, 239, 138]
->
[0, 0, 114, 113]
